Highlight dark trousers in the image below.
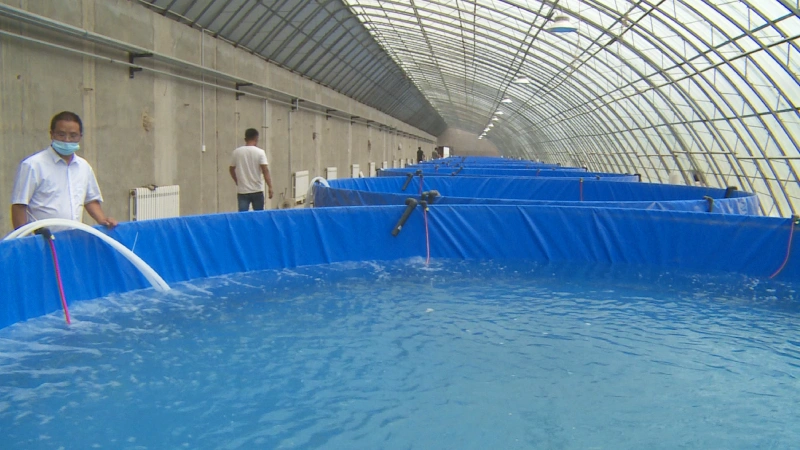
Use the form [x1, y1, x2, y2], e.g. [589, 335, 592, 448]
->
[237, 192, 265, 211]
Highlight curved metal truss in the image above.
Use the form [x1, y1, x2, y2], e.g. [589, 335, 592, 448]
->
[343, 0, 800, 217]
[140, 0, 447, 135]
[143, 0, 800, 216]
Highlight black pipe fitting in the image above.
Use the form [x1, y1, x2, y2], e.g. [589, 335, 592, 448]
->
[401, 173, 414, 191]
[703, 196, 714, 212]
[391, 198, 418, 236]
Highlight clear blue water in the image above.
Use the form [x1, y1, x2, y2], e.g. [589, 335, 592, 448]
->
[1, 259, 799, 449]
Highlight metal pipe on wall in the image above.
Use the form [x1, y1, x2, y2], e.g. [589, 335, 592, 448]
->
[0, 3, 433, 144]
[201, 28, 206, 154]
[264, 98, 270, 206]
[288, 105, 293, 204]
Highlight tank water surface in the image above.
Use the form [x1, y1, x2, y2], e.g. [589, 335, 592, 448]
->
[1, 259, 798, 449]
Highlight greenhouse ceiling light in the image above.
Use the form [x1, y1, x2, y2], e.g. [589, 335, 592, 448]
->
[495, 111, 504, 115]
[501, 98, 512, 103]
[513, 77, 530, 84]
[547, 15, 577, 33]
[492, 117, 499, 121]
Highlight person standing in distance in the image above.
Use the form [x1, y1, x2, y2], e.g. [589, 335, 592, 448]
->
[229, 128, 273, 211]
[11, 111, 117, 230]
[417, 147, 424, 163]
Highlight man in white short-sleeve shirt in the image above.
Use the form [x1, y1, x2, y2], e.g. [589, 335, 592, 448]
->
[11, 111, 117, 230]
[229, 128, 273, 211]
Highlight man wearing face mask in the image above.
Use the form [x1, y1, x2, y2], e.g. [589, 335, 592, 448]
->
[10, 111, 117, 230]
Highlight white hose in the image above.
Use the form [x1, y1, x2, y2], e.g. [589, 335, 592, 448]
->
[3, 219, 170, 292]
[306, 177, 330, 208]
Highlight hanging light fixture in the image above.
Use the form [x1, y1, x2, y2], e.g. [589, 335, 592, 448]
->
[501, 98, 513, 103]
[513, 77, 530, 84]
[547, 15, 577, 33]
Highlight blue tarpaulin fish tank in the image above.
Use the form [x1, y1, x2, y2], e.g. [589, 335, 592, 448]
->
[312, 175, 759, 214]
[1, 158, 798, 448]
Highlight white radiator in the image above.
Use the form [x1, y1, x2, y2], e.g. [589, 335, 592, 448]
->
[293, 170, 309, 203]
[326, 167, 338, 180]
[382, 161, 388, 169]
[350, 164, 359, 178]
[129, 185, 180, 221]
[369, 162, 376, 177]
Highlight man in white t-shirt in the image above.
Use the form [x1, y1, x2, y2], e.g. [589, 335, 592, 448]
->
[229, 128, 273, 211]
[11, 111, 117, 230]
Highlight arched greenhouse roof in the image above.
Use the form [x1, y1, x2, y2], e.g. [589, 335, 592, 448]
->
[144, 0, 800, 216]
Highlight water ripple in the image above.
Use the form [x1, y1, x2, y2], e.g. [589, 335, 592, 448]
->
[0, 259, 798, 449]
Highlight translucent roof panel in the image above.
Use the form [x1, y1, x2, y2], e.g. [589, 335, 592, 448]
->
[140, 0, 447, 135]
[341, 0, 800, 217]
[145, 0, 800, 216]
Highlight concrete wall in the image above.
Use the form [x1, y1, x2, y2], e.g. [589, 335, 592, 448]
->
[0, 0, 436, 235]
[437, 127, 501, 157]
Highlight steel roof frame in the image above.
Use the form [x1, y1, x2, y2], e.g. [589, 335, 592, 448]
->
[135, 0, 800, 215]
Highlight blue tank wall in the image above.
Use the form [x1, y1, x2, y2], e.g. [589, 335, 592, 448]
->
[380, 167, 636, 179]
[314, 176, 759, 214]
[1, 206, 797, 330]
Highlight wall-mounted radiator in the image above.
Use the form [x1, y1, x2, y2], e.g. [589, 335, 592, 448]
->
[293, 170, 309, 203]
[129, 185, 180, 221]
[351, 164, 359, 178]
[368, 162, 376, 177]
[326, 167, 338, 180]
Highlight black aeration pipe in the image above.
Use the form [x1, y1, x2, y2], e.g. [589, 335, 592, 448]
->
[703, 196, 714, 212]
[401, 173, 414, 191]
[391, 198, 418, 236]
[421, 190, 440, 203]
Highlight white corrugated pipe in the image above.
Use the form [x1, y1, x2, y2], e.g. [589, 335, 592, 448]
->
[4, 219, 170, 292]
